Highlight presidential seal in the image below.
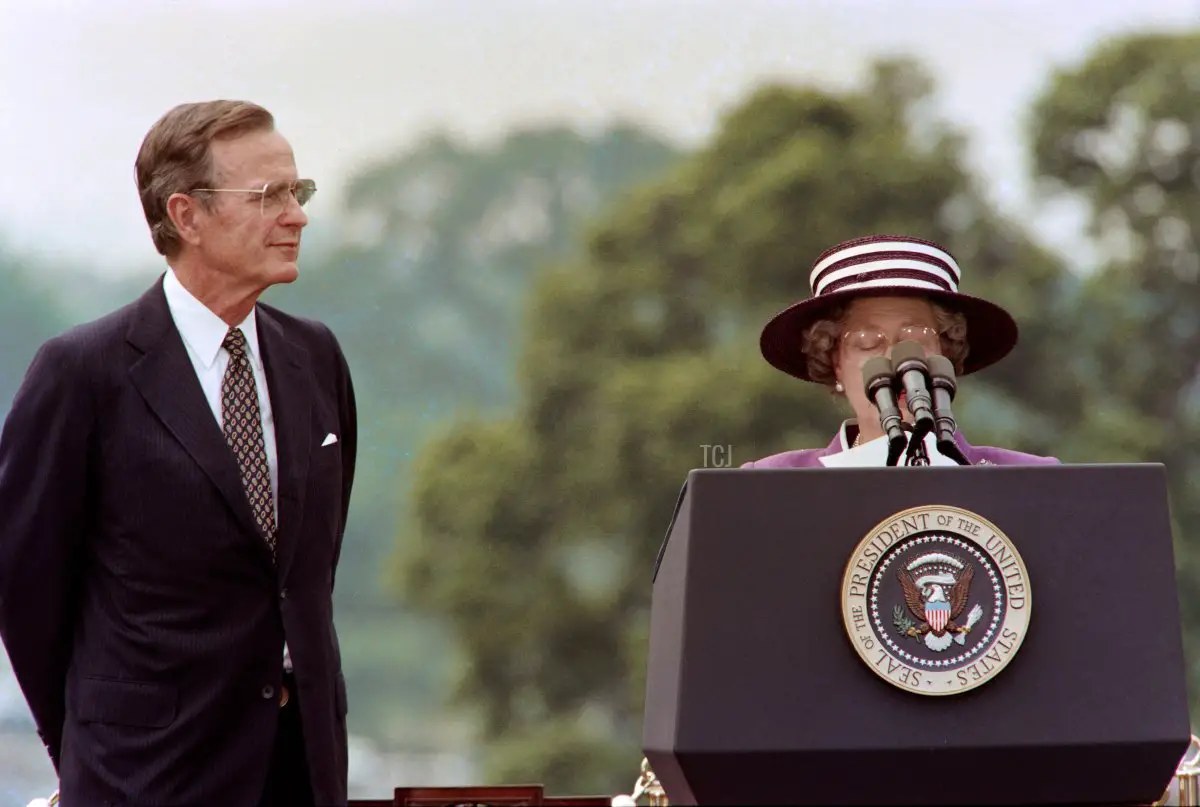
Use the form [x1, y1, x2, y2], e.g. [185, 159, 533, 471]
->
[840, 504, 1030, 696]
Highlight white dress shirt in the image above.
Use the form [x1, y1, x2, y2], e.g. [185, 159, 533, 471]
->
[161, 268, 291, 671]
[820, 420, 959, 468]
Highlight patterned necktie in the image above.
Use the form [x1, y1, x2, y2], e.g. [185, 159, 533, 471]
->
[220, 326, 277, 560]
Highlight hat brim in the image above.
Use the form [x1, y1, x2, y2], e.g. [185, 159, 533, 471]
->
[759, 286, 1019, 383]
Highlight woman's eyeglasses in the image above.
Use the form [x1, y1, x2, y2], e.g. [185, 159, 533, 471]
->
[841, 325, 943, 356]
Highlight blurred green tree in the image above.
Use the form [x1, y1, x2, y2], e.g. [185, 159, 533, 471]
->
[1027, 30, 1200, 713]
[263, 125, 682, 746]
[397, 56, 1077, 793]
[271, 124, 680, 409]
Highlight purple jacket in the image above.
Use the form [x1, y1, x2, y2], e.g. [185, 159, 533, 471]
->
[742, 423, 1060, 469]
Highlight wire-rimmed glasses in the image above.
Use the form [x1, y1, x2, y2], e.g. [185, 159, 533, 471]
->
[841, 325, 943, 357]
[190, 178, 317, 218]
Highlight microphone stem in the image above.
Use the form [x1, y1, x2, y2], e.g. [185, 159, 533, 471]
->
[905, 436, 929, 466]
[936, 439, 971, 466]
[933, 411, 969, 465]
[904, 428, 927, 465]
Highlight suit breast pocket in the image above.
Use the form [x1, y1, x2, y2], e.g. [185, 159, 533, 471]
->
[305, 427, 344, 526]
[311, 432, 342, 477]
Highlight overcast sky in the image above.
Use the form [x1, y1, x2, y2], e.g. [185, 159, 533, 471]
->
[1, 0, 1196, 278]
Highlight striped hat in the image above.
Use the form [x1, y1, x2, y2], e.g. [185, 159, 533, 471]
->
[759, 234, 1019, 382]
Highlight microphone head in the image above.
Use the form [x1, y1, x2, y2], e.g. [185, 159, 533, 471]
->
[926, 354, 956, 381]
[890, 340, 928, 369]
[926, 354, 957, 396]
[861, 355, 895, 391]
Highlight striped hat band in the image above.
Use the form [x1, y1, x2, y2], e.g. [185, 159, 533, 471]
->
[810, 239, 963, 298]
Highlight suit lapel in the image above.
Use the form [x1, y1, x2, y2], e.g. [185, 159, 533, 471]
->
[255, 307, 313, 584]
[126, 279, 273, 566]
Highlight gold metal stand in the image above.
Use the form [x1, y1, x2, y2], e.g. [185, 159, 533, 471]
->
[611, 757, 667, 806]
[1155, 735, 1200, 806]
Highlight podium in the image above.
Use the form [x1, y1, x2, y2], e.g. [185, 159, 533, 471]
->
[643, 463, 1193, 805]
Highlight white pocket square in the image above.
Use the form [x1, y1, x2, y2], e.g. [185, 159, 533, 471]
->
[321, 433, 338, 447]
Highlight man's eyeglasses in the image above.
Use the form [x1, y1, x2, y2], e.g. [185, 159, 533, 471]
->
[841, 325, 944, 356]
[190, 179, 317, 218]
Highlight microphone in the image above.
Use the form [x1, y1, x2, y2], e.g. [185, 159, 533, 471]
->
[890, 341, 935, 438]
[860, 356, 907, 467]
[926, 354, 971, 466]
[890, 341, 936, 466]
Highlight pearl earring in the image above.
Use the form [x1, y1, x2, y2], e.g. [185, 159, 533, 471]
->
[835, 381, 845, 393]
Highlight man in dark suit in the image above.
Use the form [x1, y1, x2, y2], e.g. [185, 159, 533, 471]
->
[0, 100, 356, 806]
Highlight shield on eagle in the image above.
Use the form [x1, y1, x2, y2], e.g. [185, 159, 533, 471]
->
[926, 600, 951, 632]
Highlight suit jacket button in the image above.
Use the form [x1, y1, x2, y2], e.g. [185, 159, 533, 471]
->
[262, 685, 275, 700]
[280, 588, 288, 599]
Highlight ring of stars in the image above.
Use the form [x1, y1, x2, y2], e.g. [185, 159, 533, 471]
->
[868, 534, 1005, 670]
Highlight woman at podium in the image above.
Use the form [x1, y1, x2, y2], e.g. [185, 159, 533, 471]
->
[743, 234, 1058, 469]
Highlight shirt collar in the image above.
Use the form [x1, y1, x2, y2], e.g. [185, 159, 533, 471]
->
[162, 267, 260, 369]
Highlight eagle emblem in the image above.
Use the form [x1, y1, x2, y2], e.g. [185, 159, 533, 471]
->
[843, 506, 1031, 696]
[893, 552, 985, 652]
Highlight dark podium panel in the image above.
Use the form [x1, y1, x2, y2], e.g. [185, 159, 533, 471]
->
[644, 464, 1192, 806]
